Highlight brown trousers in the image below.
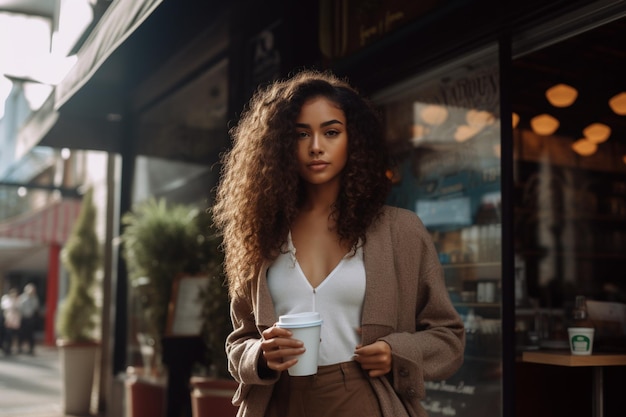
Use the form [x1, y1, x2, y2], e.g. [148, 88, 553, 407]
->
[265, 361, 383, 417]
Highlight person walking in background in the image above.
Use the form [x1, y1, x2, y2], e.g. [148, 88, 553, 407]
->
[18, 283, 40, 355]
[213, 70, 465, 417]
[1, 287, 21, 355]
[0, 294, 5, 353]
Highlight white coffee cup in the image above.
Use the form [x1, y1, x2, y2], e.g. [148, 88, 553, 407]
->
[276, 312, 323, 376]
[568, 327, 595, 356]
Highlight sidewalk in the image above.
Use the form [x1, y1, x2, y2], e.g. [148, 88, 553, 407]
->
[0, 344, 68, 417]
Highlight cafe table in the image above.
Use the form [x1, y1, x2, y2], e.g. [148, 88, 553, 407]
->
[522, 351, 626, 417]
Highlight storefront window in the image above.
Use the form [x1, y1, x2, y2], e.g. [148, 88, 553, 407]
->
[512, 15, 626, 351]
[373, 45, 502, 416]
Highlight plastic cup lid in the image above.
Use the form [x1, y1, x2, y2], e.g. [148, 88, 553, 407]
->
[277, 312, 323, 328]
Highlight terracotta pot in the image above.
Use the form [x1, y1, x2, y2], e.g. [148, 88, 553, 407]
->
[190, 377, 238, 417]
[57, 340, 100, 416]
[125, 366, 167, 417]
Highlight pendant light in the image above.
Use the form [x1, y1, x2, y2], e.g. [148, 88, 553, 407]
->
[466, 109, 495, 128]
[572, 138, 597, 156]
[609, 92, 626, 116]
[454, 125, 480, 142]
[546, 83, 578, 107]
[420, 105, 448, 126]
[512, 112, 520, 129]
[583, 123, 611, 144]
[530, 114, 559, 136]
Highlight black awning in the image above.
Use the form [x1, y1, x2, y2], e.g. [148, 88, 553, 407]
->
[54, 0, 163, 111]
[16, 0, 225, 154]
[14, 0, 163, 154]
[16, 88, 123, 153]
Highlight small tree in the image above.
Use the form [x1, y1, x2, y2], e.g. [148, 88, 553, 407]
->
[57, 188, 100, 342]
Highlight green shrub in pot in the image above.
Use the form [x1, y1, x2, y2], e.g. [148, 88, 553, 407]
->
[121, 199, 230, 376]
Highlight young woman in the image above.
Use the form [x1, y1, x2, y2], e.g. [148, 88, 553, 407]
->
[213, 70, 465, 417]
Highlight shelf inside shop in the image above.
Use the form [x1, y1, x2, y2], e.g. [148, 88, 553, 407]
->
[442, 262, 501, 269]
[454, 302, 501, 309]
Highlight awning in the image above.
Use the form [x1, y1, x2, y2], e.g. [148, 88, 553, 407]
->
[15, 0, 224, 155]
[14, 93, 58, 160]
[0, 198, 82, 245]
[16, 91, 122, 156]
[14, 0, 164, 155]
[55, 0, 163, 110]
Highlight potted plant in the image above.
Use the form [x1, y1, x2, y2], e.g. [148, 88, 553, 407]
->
[121, 198, 222, 417]
[121, 198, 210, 373]
[56, 187, 101, 416]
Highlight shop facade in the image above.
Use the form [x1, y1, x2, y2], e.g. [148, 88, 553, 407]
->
[15, 0, 625, 416]
[317, 3, 625, 417]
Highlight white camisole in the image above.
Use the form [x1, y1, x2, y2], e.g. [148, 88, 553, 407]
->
[267, 233, 365, 365]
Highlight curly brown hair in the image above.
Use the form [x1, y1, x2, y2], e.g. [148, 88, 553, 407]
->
[213, 69, 391, 296]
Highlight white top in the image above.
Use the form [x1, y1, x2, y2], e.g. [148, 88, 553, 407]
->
[19, 294, 39, 318]
[267, 233, 365, 365]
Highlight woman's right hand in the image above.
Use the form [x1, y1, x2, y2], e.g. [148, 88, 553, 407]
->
[260, 325, 305, 372]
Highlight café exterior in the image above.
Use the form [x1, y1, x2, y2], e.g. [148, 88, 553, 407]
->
[12, 1, 626, 416]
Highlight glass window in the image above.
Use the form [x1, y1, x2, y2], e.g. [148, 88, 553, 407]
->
[512, 15, 626, 349]
[373, 45, 502, 417]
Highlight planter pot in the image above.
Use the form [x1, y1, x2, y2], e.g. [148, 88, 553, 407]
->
[125, 366, 167, 417]
[57, 340, 100, 416]
[190, 377, 238, 417]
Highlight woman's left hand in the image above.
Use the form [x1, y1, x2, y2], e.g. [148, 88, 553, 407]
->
[353, 341, 392, 377]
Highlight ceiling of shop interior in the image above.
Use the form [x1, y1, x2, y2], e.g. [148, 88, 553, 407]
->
[511, 16, 626, 146]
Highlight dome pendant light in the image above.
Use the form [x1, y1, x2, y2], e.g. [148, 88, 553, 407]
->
[512, 112, 520, 129]
[466, 109, 495, 128]
[572, 139, 597, 156]
[546, 83, 578, 107]
[609, 92, 626, 116]
[530, 114, 559, 136]
[583, 123, 611, 144]
[454, 125, 480, 142]
[420, 105, 449, 126]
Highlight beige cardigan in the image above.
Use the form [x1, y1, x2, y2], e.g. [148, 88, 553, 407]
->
[226, 206, 465, 417]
